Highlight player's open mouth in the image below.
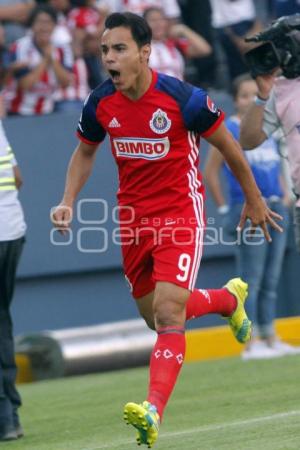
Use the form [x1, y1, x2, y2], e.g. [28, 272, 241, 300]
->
[109, 69, 121, 82]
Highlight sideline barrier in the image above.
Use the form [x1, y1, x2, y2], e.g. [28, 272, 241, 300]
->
[16, 319, 156, 381]
[16, 316, 300, 384]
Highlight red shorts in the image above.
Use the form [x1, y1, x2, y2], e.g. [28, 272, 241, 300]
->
[121, 228, 204, 298]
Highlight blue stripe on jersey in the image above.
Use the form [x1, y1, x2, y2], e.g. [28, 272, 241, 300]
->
[155, 73, 222, 134]
[77, 79, 116, 143]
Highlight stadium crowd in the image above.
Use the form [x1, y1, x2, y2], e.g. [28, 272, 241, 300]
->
[0, 0, 298, 116]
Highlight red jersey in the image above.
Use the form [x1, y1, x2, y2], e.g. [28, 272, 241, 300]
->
[77, 71, 224, 234]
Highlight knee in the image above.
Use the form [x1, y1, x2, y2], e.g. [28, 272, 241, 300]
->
[153, 285, 188, 330]
[142, 315, 155, 331]
[153, 301, 178, 329]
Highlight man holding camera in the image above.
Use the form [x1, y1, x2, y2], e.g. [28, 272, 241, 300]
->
[240, 14, 300, 251]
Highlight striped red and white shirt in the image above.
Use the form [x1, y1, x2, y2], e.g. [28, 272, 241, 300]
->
[4, 35, 73, 115]
[54, 58, 90, 103]
[149, 38, 188, 80]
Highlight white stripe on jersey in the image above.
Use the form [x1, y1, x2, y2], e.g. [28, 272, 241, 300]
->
[187, 131, 204, 290]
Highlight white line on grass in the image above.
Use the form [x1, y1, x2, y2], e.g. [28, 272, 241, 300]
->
[82, 409, 300, 450]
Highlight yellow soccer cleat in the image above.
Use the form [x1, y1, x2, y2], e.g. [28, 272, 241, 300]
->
[224, 277, 252, 344]
[123, 401, 160, 448]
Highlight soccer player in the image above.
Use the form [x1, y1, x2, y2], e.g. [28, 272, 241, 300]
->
[52, 12, 283, 448]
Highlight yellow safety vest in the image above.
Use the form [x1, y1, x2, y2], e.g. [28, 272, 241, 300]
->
[0, 146, 16, 191]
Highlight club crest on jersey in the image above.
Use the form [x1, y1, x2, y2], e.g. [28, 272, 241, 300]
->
[206, 96, 217, 113]
[149, 109, 171, 134]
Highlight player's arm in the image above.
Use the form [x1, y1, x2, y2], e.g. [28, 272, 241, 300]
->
[52, 140, 99, 233]
[205, 122, 283, 241]
[203, 145, 226, 208]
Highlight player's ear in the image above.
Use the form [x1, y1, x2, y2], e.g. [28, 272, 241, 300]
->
[141, 44, 151, 63]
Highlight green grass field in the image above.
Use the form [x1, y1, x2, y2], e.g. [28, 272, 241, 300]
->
[9, 355, 300, 450]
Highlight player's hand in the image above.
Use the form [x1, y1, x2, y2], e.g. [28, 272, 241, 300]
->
[237, 197, 283, 242]
[51, 203, 73, 235]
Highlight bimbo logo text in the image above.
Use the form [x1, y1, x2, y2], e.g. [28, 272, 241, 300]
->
[113, 137, 170, 160]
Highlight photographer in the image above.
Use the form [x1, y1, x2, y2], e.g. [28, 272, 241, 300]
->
[240, 14, 300, 251]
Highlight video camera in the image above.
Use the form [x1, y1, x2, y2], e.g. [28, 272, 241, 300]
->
[244, 14, 300, 79]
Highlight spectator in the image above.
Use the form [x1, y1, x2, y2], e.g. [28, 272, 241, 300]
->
[46, 0, 91, 110]
[144, 6, 211, 80]
[0, 0, 35, 45]
[0, 119, 26, 441]
[178, 0, 217, 89]
[48, 0, 73, 46]
[204, 74, 298, 359]
[67, 0, 105, 88]
[96, 0, 181, 20]
[210, 0, 262, 84]
[3, 4, 73, 116]
[54, 57, 90, 111]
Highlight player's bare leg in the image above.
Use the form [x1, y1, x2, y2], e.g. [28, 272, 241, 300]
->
[124, 282, 188, 447]
[135, 291, 155, 330]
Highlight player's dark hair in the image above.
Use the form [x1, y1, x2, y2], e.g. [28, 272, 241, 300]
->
[104, 12, 152, 47]
[231, 73, 254, 99]
[28, 4, 58, 27]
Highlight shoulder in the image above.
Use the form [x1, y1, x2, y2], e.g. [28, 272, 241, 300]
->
[12, 35, 31, 53]
[154, 72, 215, 118]
[154, 72, 199, 108]
[9, 36, 32, 64]
[154, 73, 224, 134]
[80, 79, 115, 126]
[86, 78, 116, 106]
[78, 80, 112, 143]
